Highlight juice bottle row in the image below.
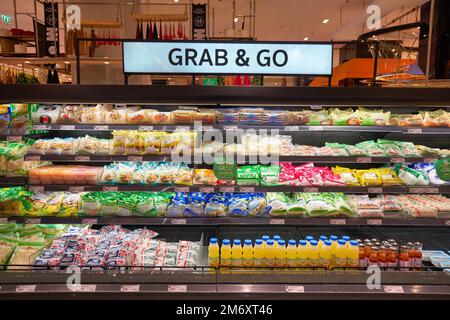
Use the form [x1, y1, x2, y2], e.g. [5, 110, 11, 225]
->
[208, 235, 423, 270]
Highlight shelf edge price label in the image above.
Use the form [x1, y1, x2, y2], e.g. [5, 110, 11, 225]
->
[16, 285, 36, 293]
[367, 219, 382, 225]
[128, 156, 143, 162]
[176, 126, 190, 131]
[71, 285, 97, 292]
[75, 156, 90, 161]
[199, 187, 214, 193]
[103, 186, 118, 192]
[284, 126, 299, 132]
[383, 285, 404, 294]
[0, 218, 8, 223]
[171, 219, 187, 225]
[310, 105, 323, 110]
[445, 220, 450, 226]
[270, 219, 285, 225]
[202, 126, 214, 131]
[368, 188, 383, 194]
[409, 187, 425, 194]
[390, 157, 405, 164]
[82, 218, 98, 225]
[221, 187, 235, 193]
[7, 136, 22, 141]
[168, 285, 187, 293]
[356, 157, 372, 163]
[139, 125, 153, 131]
[60, 125, 75, 130]
[223, 125, 238, 131]
[29, 186, 44, 193]
[175, 187, 190, 193]
[239, 187, 255, 193]
[425, 188, 439, 194]
[308, 126, 324, 131]
[26, 218, 41, 224]
[26, 156, 41, 161]
[407, 128, 422, 134]
[330, 219, 346, 225]
[34, 125, 49, 130]
[94, 125, 109, 130]
[304, 187, 318, 193]
[69, 186, 84, 193]
[285, 285, 305, 293]
[121, 285, 140, 292]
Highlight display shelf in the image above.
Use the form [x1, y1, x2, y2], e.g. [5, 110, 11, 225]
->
[31, 123, 450, 134]
[2, 216, 449, 226]
[26, 184, 450, 194]
[0, 176, 26, 186]
[24, 153, 442, 164]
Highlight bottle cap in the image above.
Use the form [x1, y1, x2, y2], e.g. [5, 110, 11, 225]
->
[288, 239, 297, 246]
[324, 240, 332, 246]
[262, 235, 270, 241]
[338, 239, 346, 245]
[267, 239, 274, 246]
[222, 239, 230, 245]
[273, 235, 281, 241]
[310, 240, 318, 246]
[255, 239, 263, 245]
[342, 236, 350, 241]
[319, 235, 327, 241]
[233, 239, 241, 245]
[244, 239, 252, 245]
[305, 235, 314, 241]
[330, 235, 338, 241]
[210, 238, 218, 244]
[299, 240, 307, 246]
[278, 240, 286, 246]
[350, 240, 358, 246]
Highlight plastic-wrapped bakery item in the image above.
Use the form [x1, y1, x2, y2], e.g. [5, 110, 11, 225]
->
[302, 193, 336, 217]
[116, 193, 138, 216]
[31, 105, 62, 124]
[330, 108, 361, 126]
[421, 110, 449, 127]
[227, 193, 250, 216]
[343, 144, 366, 156]
[7, 241, 45, 270]
[173, 165, 194, 186]
[172, 109, 196, 124]
[194, 109, 216, 124]
[78, 192, 101, 216]
[98, 192, 119, 216]
[99, 163, 118, 184]
[155, 163, 176, 185]
[127, 107, 150, 125]
[358, 108, 391, 126]
[356, 170, 382, 186]
[414, 145, 441, 156]
[261, 110, 286, 125]
[285, 193, 307, 216]
[216, 109, 240, 124]
[167, 193, 185, 217]
[393, 140, 421, 157]
[259, 165, 280, 186]
[184, 193, 207, 217]
[153, 193, 172, 216]
[77, 135, 100, 155]
[59, 105, 81, 124]
[28, 165, 101, 185]
[307, 110, 332, 125]
[379, 168, 402, 186]
[236, 166, 260, 186]
[204, 193, 227, 217]
[266, 192, 289, 216]
[143, 132, 161, 155]
[394, 164, 429, 186]
[285, 110, 310, 125]
[58, 193, 80, 217]
[160, 132, 182, 155]
[104, 105, 128, 124]
[125, 131, 145, 155]
[134, 193, 155, 217]
[112, 131, 126, 154]
[239, 109, 263, 124]
[79, 104, 105, 124]
[322, 143, 350, 156]
[355, 140, 386, 157]
[193, 169, 218, 185]
[381, 195, 403, 218]
[116, 162, 137, 184]
[396, 113, 424, 127]
[248, 193, 268, 217]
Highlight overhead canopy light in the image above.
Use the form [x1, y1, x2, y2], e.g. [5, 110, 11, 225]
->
[303, 37, 309, 41]
[322, 19, 330, 24]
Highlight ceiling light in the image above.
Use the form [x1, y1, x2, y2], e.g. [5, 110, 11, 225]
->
[24, 61, 30, 64]
[322, 19, 330, 24]
[174, 0, 179, 2]
[391, 49, 396, 52]
[64, 61, 70, 64]
[34, 68, 39, 71]
[168, 77, 171, 80]
[303, 37, 309, 41]
[104, 61, 110, 65]
[17, 64, 22, 67]
[234, 17, 239, 23]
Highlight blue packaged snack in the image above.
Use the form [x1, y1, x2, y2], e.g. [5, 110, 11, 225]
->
[248, 193, 269, 217]
[167, 192, 186, 217]
[184, 192, 207, 217]
[204, 193, 227, 217]
[227, 193, 251, 216]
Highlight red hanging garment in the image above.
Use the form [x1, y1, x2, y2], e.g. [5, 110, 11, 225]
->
[243, 75, 251, 86]
[148, 20, 153, 40]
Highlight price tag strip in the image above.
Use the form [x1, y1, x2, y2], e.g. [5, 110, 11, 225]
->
[70, 284, 97, 292]
[26, 218, 41, 224]
[269, 219, 285, 225]
[16, 285, 36, 293]
[383, 285, 404, 294]
[367, 219, 382, 225]
[82, 218, 98, 225]
[171, 219, 187, 225]
[285, 285, 305, 293]
[168, 285, 187, 292]
[121, 285, 140, 292]
[330, 219, 346, 225]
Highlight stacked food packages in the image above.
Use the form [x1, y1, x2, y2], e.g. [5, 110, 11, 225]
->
[1, 187, 449, 218]
[0, 140, 48, 177]
[28, 135, 450, 158]
[31, 104, 450, 127]
[1, 104, 30, 134]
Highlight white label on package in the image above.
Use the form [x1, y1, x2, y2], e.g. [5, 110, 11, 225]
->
[223, 125, 238, 131]
[168, 285, 187, 292]
[123, 42, 333, 76]
[121, 285, 140, 292]
[285, 285, 305, 293]
[383, 285, 404, 294]
[310, 105, 322, 110]
[16, 285, 36, 293]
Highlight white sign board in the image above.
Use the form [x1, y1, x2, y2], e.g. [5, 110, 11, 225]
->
[123, 41, 333, 76]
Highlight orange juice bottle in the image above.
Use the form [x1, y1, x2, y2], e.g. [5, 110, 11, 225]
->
[320, 240, 332, 269]
[275, 239, 286, 268]
[208, 238, 220, 268]
[220, 239, 232, 271]
[308, 240, 320, 268]
[231, 239, 243, 269]
[297, 240, 308, 268]
[264, 239, 275, 268]
[286, 240, 297, 269]
[242, 239, 254, 269]
[253, 239, 264, 269]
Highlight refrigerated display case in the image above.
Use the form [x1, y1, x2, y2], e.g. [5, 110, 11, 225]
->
[0, 84, 449, 299]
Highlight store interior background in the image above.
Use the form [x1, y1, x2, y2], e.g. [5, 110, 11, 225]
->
[0, 0, 449, 86]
